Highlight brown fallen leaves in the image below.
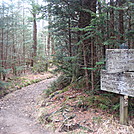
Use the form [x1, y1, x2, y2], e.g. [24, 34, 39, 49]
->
[38, 88, 134, 134]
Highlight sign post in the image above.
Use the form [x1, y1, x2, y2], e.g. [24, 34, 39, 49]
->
[101, 49, 134, 125]
[120, 96, 128, 125]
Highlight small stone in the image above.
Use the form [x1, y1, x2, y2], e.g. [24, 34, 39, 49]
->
[65, 109, 70, 112]
[54, 120, 60, 122]
[59, 123, 80, 132]
[83, 120, 87, 123]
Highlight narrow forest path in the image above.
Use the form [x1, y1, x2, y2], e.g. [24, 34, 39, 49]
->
[0, 77, 57, 134]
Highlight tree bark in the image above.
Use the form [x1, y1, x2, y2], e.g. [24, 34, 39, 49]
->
[0, 1, 5, 80]
[78, 0, 96, 90]
[23, 1, 26, 73]
[90, 0, 96, 91]
[31, 13, 37, 67]
[110, 0, 115, 47]
[68, 18, 72, 57]
[47, 6, 51, 58]
[118, 0, 125, 43]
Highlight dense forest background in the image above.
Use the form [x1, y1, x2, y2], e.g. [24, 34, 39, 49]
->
[0, 0, 134, 92]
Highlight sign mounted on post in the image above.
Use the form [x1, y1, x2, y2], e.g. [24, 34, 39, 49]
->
[101, 49, 134, 97]
[101, 49, 134, 125]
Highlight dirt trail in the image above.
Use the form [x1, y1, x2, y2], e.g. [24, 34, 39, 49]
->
[0, 77, 57, 134]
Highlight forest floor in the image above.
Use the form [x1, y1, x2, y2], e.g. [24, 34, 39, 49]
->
[39, 88, 134, 134]
[0, 72, 134, 134]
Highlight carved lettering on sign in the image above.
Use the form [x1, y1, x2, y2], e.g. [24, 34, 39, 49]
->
[106, 49, 134, 73]
[101, 70, 134, 97]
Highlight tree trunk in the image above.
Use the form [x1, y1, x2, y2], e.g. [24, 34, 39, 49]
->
[23, 2, 26, 73]
[90, 0, 96, 91]
[82, 43, 90, 89]
[47, 6, 52, 58]
[118, 0, 125, 43]
[0, 1, 5, 80]
[47, 31, 51, 57]
[78, 0, 97, 90]
[31, 13, 37, 67]
[51, 36, 55, 55]
[110, 0, 115, 48]
[68, 18, 72, 57]
[78, 0, 91, 90]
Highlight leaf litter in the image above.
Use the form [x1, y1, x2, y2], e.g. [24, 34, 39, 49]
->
[38, 88, 134, 134]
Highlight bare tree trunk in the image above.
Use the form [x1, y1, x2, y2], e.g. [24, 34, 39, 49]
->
[47, 24, 51, 72]
[118, 0, 125, 43]
[0, 1, 5, 80]
[47, 6, 51, 58]
[110, 0, 115, 48]
[1, 25, 4, 80]
[68, 18, 72, 57]
[78, 0, 91, 90]
[5, 5, 9, 73]
[98, 1, 106, 59]
[90, 0, 96, 91]
[5, 22, 8, 71]
[82, 43, 90, 89]
[78, 0, 97, 90]
[51, 36, 55, 55]
[31, 13, 37, 67]
[47, 31, 51, 57]
[12, 45, 16, 75]
[44, 35, 47, 55]
[11, 1, 17, 76]
[91, 41, 94, 91]
[23, 2, 26, 73]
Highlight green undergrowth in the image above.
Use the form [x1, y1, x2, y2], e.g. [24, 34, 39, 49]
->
[0, 81, 9, 98]
[76, 94, 120, 114]
[0, 73, 54, 98]
[44, 75, 72, 97]
[7, 77, 41, 90]
[9, 75, 53, 89]
[40, 76, 134, 133]
[44, 75, 134, 117]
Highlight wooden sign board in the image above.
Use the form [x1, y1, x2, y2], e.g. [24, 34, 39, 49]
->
[101, 70, 134, 97]
[101, 49, 134, 125]
[129, 49, 134, 71]
[106, 49, 134, 73]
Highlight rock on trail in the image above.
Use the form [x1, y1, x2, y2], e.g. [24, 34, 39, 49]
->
[0, 77, 57, 134]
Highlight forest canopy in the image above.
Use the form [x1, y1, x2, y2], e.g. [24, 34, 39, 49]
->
[0, 0, 134, 91]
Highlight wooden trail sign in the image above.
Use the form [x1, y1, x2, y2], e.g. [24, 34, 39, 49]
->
[101, 49, 134, 125]
[106, 49, 134, 73]
[101, 49, 134, 97]
[101, 70, 134, 97]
